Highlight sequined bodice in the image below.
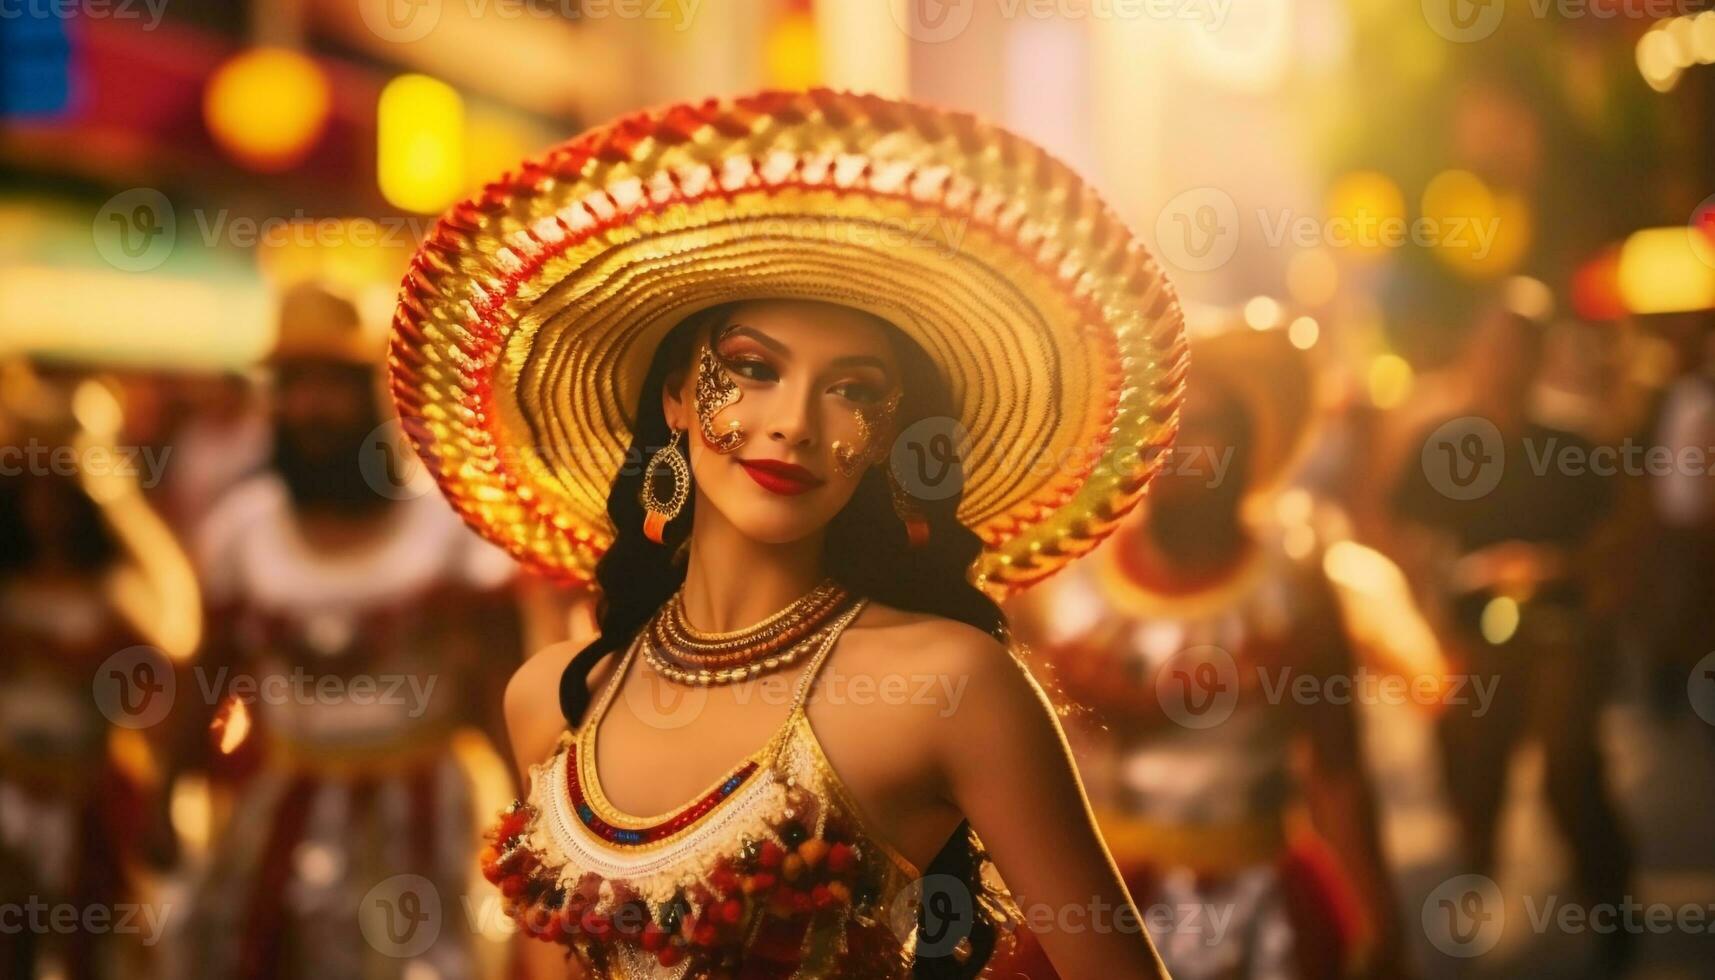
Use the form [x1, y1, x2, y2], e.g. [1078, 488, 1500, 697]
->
[481, 597, 927, 979]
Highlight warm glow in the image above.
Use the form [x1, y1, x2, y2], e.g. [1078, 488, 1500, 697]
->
[1619, 227, 1715, 314]
[1325, 171, 1405, 262]
[213, 695, 252, 755]
[1287, 249, 1340, 306]
[204, 48, 330, 171]
[1421, 170, 1530, 279]
[1244, 295, 1284, 330]
[1366, 353, 1413, 409]
[378, 74, 466, 214]
[1480, 596, 1520, 645]
[765, 11, 821, 89]
[1288, 315, 1320, 350]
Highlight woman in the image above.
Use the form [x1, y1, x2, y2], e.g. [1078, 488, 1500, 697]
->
[390, 89, 1189, 978]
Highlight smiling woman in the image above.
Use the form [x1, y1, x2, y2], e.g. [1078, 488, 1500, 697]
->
[389, 87, 1187, 979]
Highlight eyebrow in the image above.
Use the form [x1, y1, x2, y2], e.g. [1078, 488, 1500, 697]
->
[721, 324, 894, 377]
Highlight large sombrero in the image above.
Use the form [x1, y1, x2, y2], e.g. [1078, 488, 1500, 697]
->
[389, 88, 1187, 597]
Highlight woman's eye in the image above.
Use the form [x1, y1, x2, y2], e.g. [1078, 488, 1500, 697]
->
[725, 357, 775, 382]
[832, 381, 884, 404]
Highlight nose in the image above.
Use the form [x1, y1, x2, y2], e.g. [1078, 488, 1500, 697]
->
[767, 381, 818, 451]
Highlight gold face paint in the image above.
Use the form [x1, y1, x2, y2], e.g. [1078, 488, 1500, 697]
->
[693, 334, 747, 454]
[833, 388, 902, 478]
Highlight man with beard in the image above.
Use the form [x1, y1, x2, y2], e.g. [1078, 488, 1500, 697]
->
[178, 281, 522, 980]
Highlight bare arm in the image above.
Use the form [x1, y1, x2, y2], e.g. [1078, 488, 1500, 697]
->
[501, 600, 604, 980]
[931, 631, 1171, 979]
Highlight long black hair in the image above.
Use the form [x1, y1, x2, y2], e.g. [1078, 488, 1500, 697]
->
[557, 301, 1008, 978]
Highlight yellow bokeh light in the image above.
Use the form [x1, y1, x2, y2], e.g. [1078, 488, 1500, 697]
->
[766, 12, 821, 89]
[1245, 295, 1284, 330]
[1481, 596, 1520, 645]
[1325, 171, 1405, 262]
[204, 48, 330, 171]
[1421, 170, 1530, 279]
[1366, 353, 1413, 409]
[1288, 315, 1320, 350]
[1618, 227, 1715, 314]
[378, 74, 466, 214]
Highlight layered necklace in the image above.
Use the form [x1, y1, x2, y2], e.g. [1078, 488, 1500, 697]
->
[643, 576, 856, 685]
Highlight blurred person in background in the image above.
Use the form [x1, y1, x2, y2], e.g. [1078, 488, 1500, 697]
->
[1388, 308, 1634, 972]
[1001, 327, 1410, 980]
[157, 370, 271, 530]
[1635, 314, 1715, 719]
[174, 281, 522, 980]
[0, 365, 192, 980]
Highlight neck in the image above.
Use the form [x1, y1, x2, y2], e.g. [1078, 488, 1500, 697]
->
[678, 493, 828, 632]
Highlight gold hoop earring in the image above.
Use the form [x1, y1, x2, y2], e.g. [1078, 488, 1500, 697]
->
[694, 337, 747, 453]
[640, 428, 690, 544]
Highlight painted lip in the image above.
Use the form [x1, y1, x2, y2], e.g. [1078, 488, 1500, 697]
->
[737, 458, 824, 496]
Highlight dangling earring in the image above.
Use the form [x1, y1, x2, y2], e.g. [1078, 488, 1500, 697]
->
[639, 428, 690, 544]
[884, 464, 930, 549]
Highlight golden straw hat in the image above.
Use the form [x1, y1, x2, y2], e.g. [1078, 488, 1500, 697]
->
[389, 88, 1187, 597]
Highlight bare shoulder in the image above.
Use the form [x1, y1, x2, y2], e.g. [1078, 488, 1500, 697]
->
[833, 599, 1035, 711]
[502, 639, 618, 786]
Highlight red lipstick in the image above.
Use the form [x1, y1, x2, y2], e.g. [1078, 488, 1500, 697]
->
[738, 458, 824, 496]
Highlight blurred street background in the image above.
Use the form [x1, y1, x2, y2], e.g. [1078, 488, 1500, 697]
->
[3, 1, 1714, 978]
